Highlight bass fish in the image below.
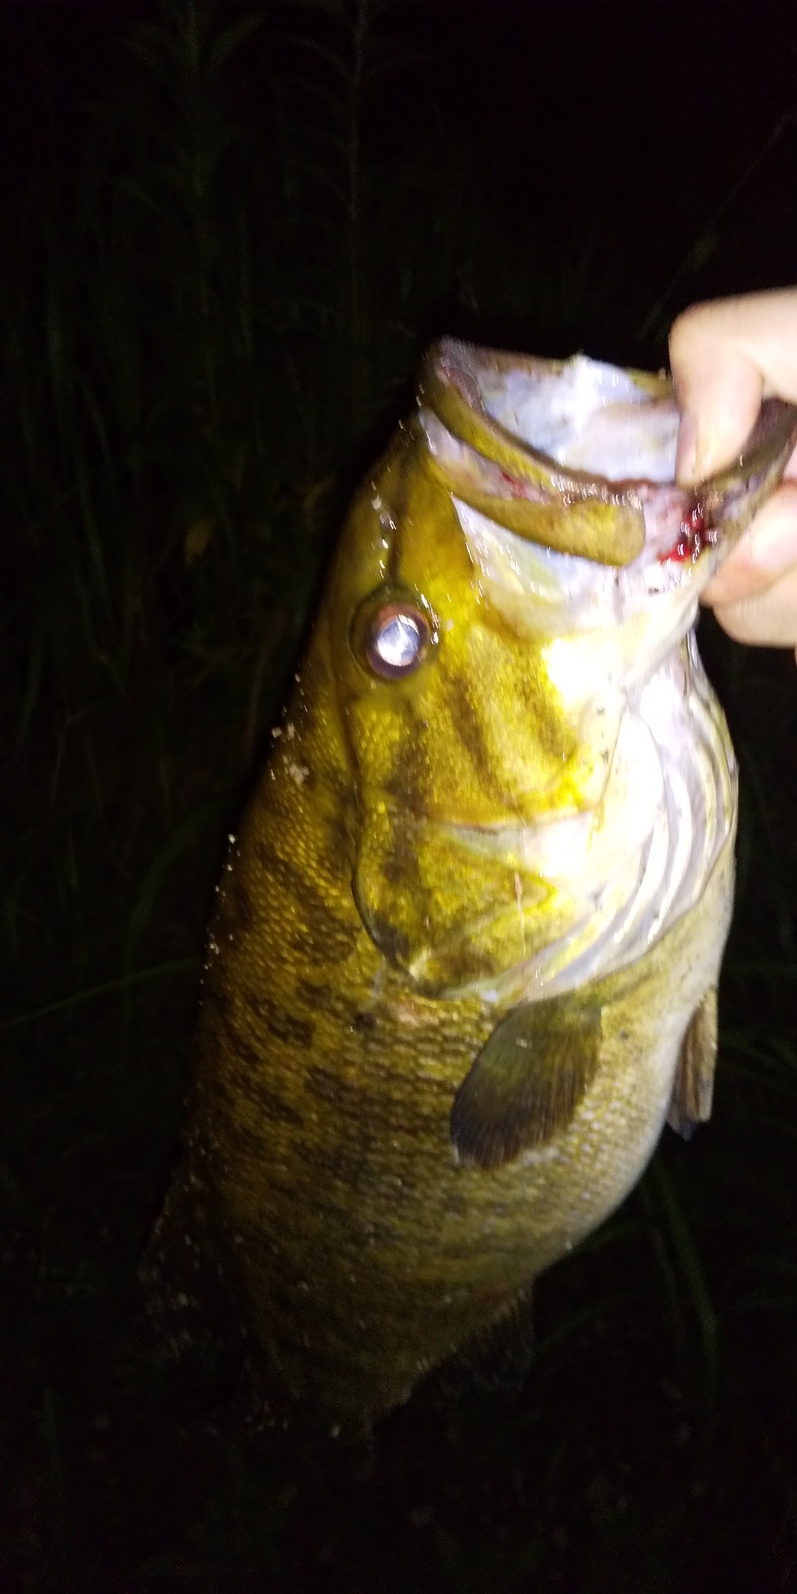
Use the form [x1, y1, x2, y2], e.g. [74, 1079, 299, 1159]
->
[149, 340, 797, 1435]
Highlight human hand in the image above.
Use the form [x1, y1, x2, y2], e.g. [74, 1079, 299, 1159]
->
[669, 288, 797, 660]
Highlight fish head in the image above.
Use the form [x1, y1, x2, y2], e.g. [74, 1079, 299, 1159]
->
[326, 341, 797, 1000]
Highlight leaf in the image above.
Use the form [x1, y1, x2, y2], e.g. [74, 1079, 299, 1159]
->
[184, 515, 217, 565]
[207, 12, 264, 78]
[123, 800, 224, 977]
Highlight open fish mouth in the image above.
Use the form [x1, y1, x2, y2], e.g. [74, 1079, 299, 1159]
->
[418, 339, 797, 640]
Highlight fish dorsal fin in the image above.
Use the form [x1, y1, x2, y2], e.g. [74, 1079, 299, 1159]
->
[450, 997, 602, 1171]
[667, 987, 718, 1141]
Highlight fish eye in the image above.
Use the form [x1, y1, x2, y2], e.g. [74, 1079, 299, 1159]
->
[352, 592, 435, 680]
[366, 603, 430, 678]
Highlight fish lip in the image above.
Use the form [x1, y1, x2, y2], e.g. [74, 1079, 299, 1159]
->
[426, 336, 797, 484]
[419, 339, 797, 574]
[451, 489, 713, 637]
[427, 339, 672, 495]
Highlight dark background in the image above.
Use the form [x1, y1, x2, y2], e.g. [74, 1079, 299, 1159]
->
[2, 3, 797, 1589]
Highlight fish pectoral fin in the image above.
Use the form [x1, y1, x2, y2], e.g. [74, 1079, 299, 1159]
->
[450, 996, 602, 1171]
[667, 986, 718, 1140]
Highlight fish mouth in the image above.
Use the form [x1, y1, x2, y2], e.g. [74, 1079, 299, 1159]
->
[418, 338, 797, 598]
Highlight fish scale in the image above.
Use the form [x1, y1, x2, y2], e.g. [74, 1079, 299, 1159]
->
[144, 341, 797, 1434]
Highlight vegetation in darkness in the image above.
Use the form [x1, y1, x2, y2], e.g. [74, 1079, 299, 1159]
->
[2, 2, 797, 1588]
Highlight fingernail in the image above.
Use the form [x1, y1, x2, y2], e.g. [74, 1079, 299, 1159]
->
[675, 412, 698, 483]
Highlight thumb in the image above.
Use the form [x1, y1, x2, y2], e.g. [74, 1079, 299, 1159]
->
[669, 299, 764, 484]
[669, 289, 797, 484]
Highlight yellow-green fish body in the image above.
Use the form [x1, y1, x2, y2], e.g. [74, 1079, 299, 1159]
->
[151, 342, 797, 1433]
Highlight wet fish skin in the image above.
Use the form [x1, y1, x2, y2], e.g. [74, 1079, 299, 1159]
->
[147, 342, 797, 1435]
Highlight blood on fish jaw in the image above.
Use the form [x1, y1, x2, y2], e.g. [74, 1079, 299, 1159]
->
[658, 501, 717, 566]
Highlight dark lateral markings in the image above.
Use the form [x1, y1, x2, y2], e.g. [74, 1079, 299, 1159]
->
[211, 1064, 304, 1131]
[211, 1096, 304, 1164]
[295, 979, 361, 1026]
[254, 841, 360, 964]
[208, 1002, 305, 1126]
[244, 988, 314, 1049]
[252, 1081, 304, 1127]
[446, 674, 502, 796]
[304, 1061, 418, 1135]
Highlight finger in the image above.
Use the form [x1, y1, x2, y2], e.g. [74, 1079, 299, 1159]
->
[708, 563, 797, 648]
[669, 288, 797, 483]
[701, 480, 797, 605]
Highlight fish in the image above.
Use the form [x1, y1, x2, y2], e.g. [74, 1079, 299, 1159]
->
[145, 339, 797, 1437]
